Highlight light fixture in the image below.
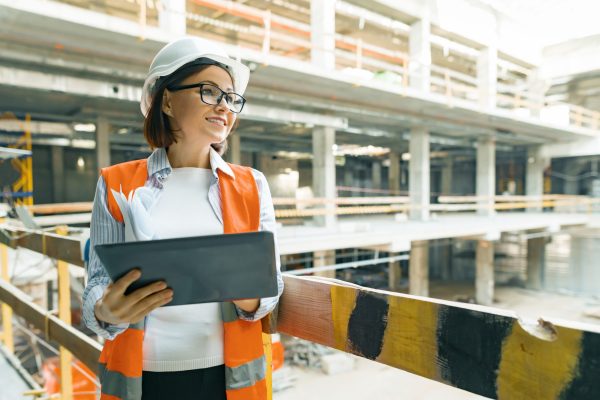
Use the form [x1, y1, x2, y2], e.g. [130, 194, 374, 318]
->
[401, 153, 411, 161]
[73, 123, 96, 132]
[77, 156, 85, 170]
[334, 144, 390, 157]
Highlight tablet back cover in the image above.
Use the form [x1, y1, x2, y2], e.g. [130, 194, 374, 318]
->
[94, 231, 277, 306]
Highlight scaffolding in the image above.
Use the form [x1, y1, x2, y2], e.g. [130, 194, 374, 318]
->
[0, 113, 33, 207]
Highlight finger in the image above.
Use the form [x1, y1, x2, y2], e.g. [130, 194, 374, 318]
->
[130, 296, 173, 322]
[111, 269, 142, 294]
[128, 292, 173, 322]
[123, 281, 169, 308]
[128, 288, 173, 317]
[112, 285, 169, 321]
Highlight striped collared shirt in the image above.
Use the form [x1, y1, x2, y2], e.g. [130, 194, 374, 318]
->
[82, 147, 284, 340]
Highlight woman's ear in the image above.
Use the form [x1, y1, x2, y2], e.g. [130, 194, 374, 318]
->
[162, 90, 174, 117]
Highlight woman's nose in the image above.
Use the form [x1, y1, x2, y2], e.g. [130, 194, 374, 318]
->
[215, 96, 230, 113]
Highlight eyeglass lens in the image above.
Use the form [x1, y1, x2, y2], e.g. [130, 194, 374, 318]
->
[200, 85, 245, 113]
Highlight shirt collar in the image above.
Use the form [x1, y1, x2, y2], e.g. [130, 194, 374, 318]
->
[147, 147, 235, 180]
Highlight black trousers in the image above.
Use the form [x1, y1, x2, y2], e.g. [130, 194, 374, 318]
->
[141, 365, 227, 400]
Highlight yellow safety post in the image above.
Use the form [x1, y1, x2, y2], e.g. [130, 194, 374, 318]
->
[1, 241, 14, 353]
[56, 226, 73, 400]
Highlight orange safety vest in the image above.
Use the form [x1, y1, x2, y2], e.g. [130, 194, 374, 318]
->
[96, 159, 273, 400]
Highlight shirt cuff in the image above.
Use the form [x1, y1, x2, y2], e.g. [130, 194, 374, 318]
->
[83, 284, 129, 340]
[235, 297, 280, 322]
[235, 299, 263, 322]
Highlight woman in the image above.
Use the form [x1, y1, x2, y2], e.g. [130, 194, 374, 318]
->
[82, 37, 284, 400]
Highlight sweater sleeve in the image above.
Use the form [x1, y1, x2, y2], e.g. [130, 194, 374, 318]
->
[235, 170, 284, 321]
[82, 176, 129, 340]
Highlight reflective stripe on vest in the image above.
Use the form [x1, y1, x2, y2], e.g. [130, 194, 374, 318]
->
[98, 159, 272, 400]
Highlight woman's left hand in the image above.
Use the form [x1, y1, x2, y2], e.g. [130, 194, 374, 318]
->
[232, 299, 260, 314]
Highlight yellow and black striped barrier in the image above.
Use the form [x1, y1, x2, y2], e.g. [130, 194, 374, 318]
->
[278, 276, 600, 400]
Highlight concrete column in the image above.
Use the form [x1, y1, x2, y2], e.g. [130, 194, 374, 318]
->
[372, 160, 382, 189]
[343, 168, 353, 193]
[527, 69, 546, 118]
[477, 46, 498, 110]
[51, 146, 65, 203]
[409, 16, 431, 92]
[389, 152, 400, 194]
[159, 0, 186, 36]
[409, 127, 430, 221]
[95, 116, 110, 170]
[564, 163, 581, 195]
[312, 126, 336, 228]
[526, 146, 549, 212]
[477, 137, 496, 216]
[228, 134, 241, 165]
[440, 240, 453, 280]
[388, 258, 401, 291]
[409, 240, 428, 296]
[314, 250, 336, 278]
[311, 0, 336, 70]
[526, 235, 546, 290]
[475, 240, 494, 306]
[441, 158, 453, 195]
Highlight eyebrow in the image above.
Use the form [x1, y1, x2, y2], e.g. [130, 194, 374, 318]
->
[199, 80, 234, 92]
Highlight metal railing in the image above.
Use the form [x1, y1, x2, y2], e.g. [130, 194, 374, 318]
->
[18, 195, 600, 225]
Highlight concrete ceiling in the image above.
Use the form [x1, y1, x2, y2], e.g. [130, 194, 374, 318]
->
[0, 0, 597, 159]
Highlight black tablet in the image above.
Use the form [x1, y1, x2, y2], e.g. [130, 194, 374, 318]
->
[94, 231, 278, 306]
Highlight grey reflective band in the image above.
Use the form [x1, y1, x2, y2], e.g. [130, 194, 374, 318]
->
[99, 363, 142, 400]
[225, 355, 267, 390]
[221, 302, 239, 323]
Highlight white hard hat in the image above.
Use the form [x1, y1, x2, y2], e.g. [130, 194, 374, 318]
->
[140, 37, 250, 116]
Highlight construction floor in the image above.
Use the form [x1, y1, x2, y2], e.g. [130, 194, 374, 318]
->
[274, 283, 600, 400]
[277, 212, 590, 254]
[0, 347, 33, 400]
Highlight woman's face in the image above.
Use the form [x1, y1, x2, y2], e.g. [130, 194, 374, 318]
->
[163, 65, 237, 146]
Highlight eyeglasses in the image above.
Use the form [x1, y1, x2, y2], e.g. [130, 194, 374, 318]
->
[167, 83, 246, 113]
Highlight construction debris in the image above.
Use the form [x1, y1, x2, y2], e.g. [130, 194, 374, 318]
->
[320, 353, 356, 376]
[282, 336, 335, 370]
[281, 335, 356, 376]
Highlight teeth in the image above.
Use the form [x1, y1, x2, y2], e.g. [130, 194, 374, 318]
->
[207, 118, 225, 126]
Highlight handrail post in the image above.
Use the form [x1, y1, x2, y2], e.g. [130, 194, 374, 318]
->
[1, 241, 14, 353]
[56, 227, 73, 400]
[262, 9, 271, 57]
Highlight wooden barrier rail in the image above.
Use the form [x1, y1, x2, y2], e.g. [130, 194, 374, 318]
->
[0, 280, 101, 374]
[278, 276, 600, 399]
[0, 226, 85, 400]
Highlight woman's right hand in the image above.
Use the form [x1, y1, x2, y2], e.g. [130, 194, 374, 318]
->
[94, 269, 173, 325]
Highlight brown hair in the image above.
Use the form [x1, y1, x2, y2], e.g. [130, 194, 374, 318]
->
[143, 62, 238, 156]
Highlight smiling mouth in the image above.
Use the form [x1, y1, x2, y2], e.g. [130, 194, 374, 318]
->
[206, 118, 226, 126]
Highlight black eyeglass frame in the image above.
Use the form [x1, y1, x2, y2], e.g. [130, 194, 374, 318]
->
[167, 82, 246, 113]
